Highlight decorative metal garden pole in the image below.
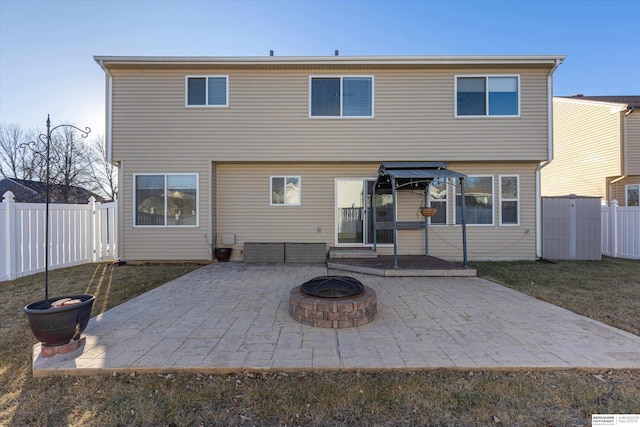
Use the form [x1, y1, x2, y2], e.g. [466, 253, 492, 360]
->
[34, 115, 91, 307]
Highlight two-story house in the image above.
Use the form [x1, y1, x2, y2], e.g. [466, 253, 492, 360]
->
[95, 54, 564, 262]
[542, 95, 640, 206]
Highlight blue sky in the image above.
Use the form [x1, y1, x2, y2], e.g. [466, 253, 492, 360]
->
[1, 0, 639, 136]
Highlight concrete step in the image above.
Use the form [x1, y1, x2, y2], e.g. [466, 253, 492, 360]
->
[329, 248, 378, 259]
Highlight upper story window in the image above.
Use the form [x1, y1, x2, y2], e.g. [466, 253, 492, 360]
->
[135, 174, 198, 226]
[186, 76, 228, 107]
[271, 176, 301, 206]
[627, 184, 639, 206]
[310, 76, 373, 117]
[456, 76, 519, 117]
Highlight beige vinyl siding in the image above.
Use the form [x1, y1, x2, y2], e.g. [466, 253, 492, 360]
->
[217, 163, 355, 261]
[110, 67, 549, 163]
[609, 176, 640, 206]
[217, 162, 538, 262]
[393, 162, 538, 261]
[625, 112, 640, 175]
[542, 99, 622, 199]
[120, 159, 211, 261]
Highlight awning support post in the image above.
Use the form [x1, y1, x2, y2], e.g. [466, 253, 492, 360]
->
[460, 177, 468, 267]
[372, 182, 377, 252]
[391, 175, 398, 269]
[424, 188, 429, 257]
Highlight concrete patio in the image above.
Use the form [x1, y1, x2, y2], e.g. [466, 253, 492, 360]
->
[32, 263, 640, 377]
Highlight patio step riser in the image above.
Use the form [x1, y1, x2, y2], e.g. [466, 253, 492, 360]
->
[328, 250, 378, 259]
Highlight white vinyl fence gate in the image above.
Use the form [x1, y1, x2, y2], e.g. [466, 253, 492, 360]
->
[0, 191, 117, 282]
[601, 200, 640, 260]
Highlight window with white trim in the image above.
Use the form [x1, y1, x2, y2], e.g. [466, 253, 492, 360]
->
[500, 175, 519, 225]
[626, 184, 639, 207]
[310, 76, 373, 117]
[456, 176, 494, 225]
[186, 76, 228, 107]
[271, 176, 301, 206]
[429, 178, 448, 225]
[456, 76, 519, 116]
[135, 174, 198, 226]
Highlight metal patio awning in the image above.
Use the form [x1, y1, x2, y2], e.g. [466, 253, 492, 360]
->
[376, 162, 466, 190]
[373, 162, 469, 268]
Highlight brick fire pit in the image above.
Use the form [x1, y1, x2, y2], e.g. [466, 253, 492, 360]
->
[289, 283, 377, 328]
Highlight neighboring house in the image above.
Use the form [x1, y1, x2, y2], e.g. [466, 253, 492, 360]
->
[95, 54, 564, 262]
[0, 178, 105, 204]
[542, 95, 640, 206]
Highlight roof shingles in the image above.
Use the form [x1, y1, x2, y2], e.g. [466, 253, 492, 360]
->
[560, 95, 640, 109]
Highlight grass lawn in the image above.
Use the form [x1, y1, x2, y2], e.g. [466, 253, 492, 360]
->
[1, 259, 639, 426]
[473, 256, 640, 337]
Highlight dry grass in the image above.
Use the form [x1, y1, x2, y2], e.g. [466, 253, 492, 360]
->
[1, 260, 639, 426]
[1, 262, 201, 426]
[473, 256, 640, 336]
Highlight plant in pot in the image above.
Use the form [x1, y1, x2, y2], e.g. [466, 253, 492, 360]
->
[207, 233, 233, 262]
[22, 116, 95, 354]
[419, 206, 438, 217]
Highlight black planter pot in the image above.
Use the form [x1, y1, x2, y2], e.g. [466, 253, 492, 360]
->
[214, 247, 232, 262]
[24, 294, 95, 347]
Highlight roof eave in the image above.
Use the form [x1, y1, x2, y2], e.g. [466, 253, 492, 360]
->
[554, 97, 631, 111]
[94, 54, 566, 69]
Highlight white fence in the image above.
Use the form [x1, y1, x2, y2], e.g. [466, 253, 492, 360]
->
[602, 200, 640, 260]
[0, 191, 117, 282]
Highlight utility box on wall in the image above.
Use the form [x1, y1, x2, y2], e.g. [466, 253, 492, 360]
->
[542, 195, 601, 260]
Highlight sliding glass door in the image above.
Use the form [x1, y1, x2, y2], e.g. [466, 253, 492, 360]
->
[365, 180, 394, 245]
[335, 179, 394, 245]
[336, 179, 364, 244]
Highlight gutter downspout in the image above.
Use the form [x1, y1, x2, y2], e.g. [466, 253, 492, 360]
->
[97, 60, 113, 163]
[536, 58, 563, 258]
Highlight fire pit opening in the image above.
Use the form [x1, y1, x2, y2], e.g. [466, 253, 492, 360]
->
[301, 275, 364, 298]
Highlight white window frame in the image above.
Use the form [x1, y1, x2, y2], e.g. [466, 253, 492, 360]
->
[499, 175, 520, 226]
[429, 178, 450, 226]
[133, 173, 199, 228]
[185, 75, 229, 107]
[308, 75, 375, 118]
[270, 176, 302, 206]
[454, 175, 495, 226]
[626, 184, 639, 207]
[454, 75, 521, 118]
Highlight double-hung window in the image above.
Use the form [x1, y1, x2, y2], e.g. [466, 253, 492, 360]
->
[456, 76, 519, 117]
[271, 176, 301, 206]
[626, 184, 639, 207]
[429, 178, 449, 225]
[456, 176, 494, 225]
[310, 76, 373, 117]
[135, 174, 198, 226]
[186, 76, 228, 107]
[499, 175, 519, 225]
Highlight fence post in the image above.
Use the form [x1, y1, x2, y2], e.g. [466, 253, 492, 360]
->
[611, 199, 618, 258]
[3, 191, 17, 280]
[89, 196, 98, 262]
[601, 200, 608, 256]
[112, 197, 118, 260]
[95, 198, 103, 260]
